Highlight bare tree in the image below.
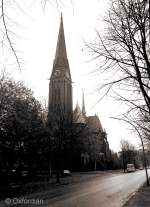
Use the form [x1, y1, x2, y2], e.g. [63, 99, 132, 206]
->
[86, 0, 150, 115]
[120, 139, 136, 172]
[0, 0, 74, 69]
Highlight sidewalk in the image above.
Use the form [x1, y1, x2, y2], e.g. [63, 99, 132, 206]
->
[124, 184, 150, 207]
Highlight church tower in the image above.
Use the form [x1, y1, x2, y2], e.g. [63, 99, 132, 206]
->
[48, 14, 72, 118]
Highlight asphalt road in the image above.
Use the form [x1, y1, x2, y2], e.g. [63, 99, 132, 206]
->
[45, 170, 148, 207]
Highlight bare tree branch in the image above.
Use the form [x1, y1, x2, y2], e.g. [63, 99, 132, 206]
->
[1, 0, 21, 70]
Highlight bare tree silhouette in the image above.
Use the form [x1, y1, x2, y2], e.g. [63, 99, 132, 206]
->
[0, 0, 74, 69]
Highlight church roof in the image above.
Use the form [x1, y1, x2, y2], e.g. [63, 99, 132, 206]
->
[86, 115, 103, 132]
[73, 102, 86, 124]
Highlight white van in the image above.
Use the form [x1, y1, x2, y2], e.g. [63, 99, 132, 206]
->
[127, 164, 135, 172]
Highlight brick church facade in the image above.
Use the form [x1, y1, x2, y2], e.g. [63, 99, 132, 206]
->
[48, 14, 111, 170]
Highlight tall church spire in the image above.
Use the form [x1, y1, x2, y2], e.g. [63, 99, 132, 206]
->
[53, 13, 68, 68]
[82, 91, 86, 116]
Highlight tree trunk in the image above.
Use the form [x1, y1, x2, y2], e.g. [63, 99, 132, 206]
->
[56, 158, 61, 184]
[94, 160, 97, 171]
[141, 139, 149, 186]
[122, 151, 126, 173]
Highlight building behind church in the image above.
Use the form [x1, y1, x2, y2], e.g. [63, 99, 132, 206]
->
[47, 14, 111, 171]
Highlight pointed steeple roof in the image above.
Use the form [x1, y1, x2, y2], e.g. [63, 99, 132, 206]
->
[73, 101, 86, 124]
[53, 13, 68, 67]
[82, 91, 86, 116]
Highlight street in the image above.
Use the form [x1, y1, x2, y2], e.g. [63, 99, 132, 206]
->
[44, 170, 148, 207]
[0, 170, 149, 207]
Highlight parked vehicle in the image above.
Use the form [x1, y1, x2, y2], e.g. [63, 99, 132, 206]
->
[127, 164, 135, 172]
[62, 170, 72, 177]
[139, 165, 144, 170]
[51, 170, 72, 177]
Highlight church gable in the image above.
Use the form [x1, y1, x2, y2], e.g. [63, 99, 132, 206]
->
[86, 115, 103, 133]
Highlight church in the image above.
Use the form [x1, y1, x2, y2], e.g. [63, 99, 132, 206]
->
[47, 14, 111, 170]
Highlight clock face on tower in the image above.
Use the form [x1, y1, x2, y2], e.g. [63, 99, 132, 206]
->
[54, 70, 61, 76]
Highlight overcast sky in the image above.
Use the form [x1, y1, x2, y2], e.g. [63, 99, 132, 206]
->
[1, 0, 140, 151]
